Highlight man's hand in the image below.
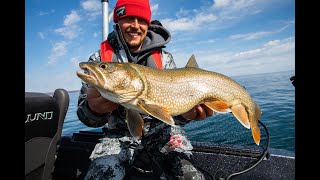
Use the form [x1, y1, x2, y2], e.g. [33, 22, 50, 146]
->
[87, 86, 119, 114]
[181, 104, 214, 121]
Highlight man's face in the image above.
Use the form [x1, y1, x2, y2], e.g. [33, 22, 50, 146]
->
[118, 16, 148, 52]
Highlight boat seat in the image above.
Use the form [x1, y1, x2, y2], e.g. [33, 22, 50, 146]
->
[25, 89, 69, 180]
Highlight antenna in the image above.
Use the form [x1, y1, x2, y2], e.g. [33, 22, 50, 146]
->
[101, 0, 109, 41]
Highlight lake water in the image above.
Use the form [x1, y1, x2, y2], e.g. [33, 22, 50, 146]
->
[61, 70, 295, 153]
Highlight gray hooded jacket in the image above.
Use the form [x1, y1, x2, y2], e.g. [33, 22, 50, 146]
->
[77, 24, 190, 132]
[78, 24, 204, 180]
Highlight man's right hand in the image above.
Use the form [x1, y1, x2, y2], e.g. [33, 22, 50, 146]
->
[87, 86, 119, 114]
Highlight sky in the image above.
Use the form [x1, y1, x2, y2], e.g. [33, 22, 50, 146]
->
[25, 0, 295, 93]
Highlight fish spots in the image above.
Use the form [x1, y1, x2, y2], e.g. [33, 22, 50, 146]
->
[131, 79, 143, 90]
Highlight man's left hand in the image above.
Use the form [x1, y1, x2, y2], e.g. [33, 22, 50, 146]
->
[181, 104, 214, 121]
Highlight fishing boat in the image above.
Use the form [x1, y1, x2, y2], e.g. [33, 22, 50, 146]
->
[25, 88, 294, 180]
[25, 1, 294, 179]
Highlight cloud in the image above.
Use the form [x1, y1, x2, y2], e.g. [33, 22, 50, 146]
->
[230, 31, 272, 40]
[81, 0, 102, 18]
[55, 25, 81, 39]
[48, 41, 69, 64]
[26, 0, 294, 93]
[70, 57, 82, 68]
[151, 4, 159, 15]
[81, 0, 101, 11]
[161, 13, 217, 32]
[54, 10, 82, 39]
[38, 32, 46, 39]
[234, 37, 294, 59]
[159, 0, 266, 33]
[64, 10, 81, 26]
[213, 0, 256, 9]
[39, 9, 55, 16]
[172, 37, 295, 76]
[93, 32, 99, 38]
[195, 38, 217, 44]
[213, 0, 232, 8]
[54, 1, 105, 40]
[230, 22, 294, 40]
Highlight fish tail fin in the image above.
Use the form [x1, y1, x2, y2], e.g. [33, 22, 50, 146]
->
[251, 121, 261, 145]
[251, 103, 262, 145]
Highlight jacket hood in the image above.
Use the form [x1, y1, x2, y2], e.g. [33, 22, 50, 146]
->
[107, 24, 171, 62]
[137, 24, 171, 53]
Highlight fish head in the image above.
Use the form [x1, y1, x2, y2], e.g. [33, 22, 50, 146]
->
[76, 62, 144, 103]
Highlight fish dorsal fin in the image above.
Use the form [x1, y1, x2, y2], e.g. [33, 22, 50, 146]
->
[127, 109, 144, 139]
[185, 54, 199, 68]
[231, 104, 250, 129]
[137, 100, 175, 126]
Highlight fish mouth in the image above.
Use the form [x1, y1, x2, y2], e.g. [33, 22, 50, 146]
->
[76, 62, 99, 87]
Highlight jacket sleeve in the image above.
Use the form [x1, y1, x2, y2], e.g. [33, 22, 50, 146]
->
[76, 50, 111, 127]
[161, 50, 192, 125]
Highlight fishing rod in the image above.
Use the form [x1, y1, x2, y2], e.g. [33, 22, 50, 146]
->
[101, 0, 109, 41]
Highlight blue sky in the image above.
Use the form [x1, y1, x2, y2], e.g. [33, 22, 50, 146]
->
[26, 0, 295, 93]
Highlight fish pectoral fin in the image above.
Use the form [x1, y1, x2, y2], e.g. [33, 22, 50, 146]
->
[127, 109, 144, 139]
[204, 100, 231, 113]
[251, 119, 261, 145]
[137, 101, 175, 126]
[230, 104, 250, 129]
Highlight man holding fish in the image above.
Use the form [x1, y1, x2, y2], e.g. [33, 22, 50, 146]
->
[77, 0, 213, 179]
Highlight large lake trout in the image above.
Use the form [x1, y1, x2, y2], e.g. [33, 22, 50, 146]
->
[76, 55, 262, 145]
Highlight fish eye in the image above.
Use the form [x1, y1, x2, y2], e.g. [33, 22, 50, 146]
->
[99, 64, 108, 69]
